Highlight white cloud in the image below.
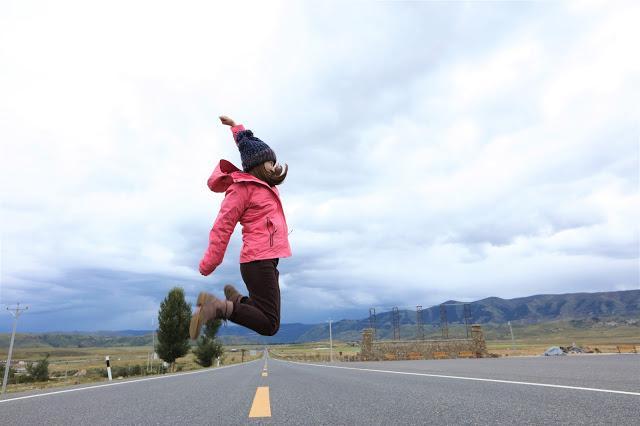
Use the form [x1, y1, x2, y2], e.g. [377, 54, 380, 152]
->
[1, 0, 638, 330]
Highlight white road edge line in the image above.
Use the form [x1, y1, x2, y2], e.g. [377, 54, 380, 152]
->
[280, 360, 640, 396]
[0, 359, 260, 404]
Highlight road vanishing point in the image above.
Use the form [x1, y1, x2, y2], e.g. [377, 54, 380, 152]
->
[1, 354, 638, 425]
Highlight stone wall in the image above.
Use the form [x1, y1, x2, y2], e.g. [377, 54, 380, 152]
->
[360, 325, 488, 361]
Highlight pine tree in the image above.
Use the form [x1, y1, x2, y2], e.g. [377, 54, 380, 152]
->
[193, 319, 224, 367]
[156, 287, 191, 371]
[203, 318, 221, 339]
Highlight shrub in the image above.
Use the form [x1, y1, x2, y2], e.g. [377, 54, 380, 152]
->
[193, 336, 224, 367]
[14, 374, 34, 384]
[0, 364, 15, 381]
[26, 354, 50, 382]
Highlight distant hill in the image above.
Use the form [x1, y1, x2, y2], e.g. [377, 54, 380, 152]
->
[398, 289, 640, 325]
[0, 332, 154, 349]
[216, 323, 317, 345]
[2, 290, 637, 347]
[219, 289, 640, 343]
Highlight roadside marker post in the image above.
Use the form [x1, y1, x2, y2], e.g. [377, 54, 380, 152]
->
[105, 356, 112, 381]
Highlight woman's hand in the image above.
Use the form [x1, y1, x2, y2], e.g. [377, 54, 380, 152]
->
[219, 115, 236, 126]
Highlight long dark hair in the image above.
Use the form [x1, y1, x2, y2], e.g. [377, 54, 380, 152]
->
[248, 161, 288, 186]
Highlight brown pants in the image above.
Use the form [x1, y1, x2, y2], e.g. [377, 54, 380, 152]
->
[229, 259, 280, 336]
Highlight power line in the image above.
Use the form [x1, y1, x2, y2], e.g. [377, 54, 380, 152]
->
[366, 302, 475, 312]
[440, 304, 448, 339]
[368, 308, 377, 338]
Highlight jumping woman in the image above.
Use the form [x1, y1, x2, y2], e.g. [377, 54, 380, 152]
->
[190, 115, 291, 339]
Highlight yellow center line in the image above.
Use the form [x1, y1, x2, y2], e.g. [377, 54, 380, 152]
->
[248, 386, 271, 418]
[261, 372, 268, 377]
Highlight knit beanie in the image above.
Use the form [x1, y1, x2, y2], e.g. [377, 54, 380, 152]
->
[234, 129, 277, 172]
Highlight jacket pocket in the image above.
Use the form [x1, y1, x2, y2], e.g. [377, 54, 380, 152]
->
[266, 217, 278, 248]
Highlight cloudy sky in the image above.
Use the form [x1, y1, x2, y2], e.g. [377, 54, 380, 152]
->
[1, 1, 638, 332]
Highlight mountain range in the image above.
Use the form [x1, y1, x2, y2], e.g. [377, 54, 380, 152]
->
[215, 289, 639, 344]
[3, 290, 637, 347]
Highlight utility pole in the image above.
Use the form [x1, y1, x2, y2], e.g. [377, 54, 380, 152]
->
[149, 317, 156, 373]
[328, 319, 333, 362]
[508, 321, 515, 351]
[416, 305, 424, 340]
[2, 303, 29, 396]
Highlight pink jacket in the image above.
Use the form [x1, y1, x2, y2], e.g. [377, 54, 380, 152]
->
[199, 126, 292, 276]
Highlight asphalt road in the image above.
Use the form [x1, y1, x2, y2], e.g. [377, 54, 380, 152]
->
[1, 354, 638, 425]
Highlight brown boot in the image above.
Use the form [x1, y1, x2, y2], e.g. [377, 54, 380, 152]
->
[224, 284, 244, 305]
[189, 292, 234, 340]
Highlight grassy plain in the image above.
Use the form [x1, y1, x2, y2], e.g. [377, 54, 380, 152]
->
[269, 322, 640, 360]
[269, 341, 360, 361]
[484, 321, 639, 355]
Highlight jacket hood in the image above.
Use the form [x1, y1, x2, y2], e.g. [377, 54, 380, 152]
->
[207, 159, 270, 193]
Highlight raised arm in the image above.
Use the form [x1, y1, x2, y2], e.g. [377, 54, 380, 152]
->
[219, 115, 246, 145]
